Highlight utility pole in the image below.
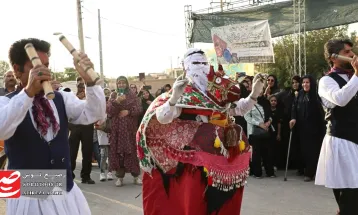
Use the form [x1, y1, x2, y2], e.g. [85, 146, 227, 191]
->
[220, 0, 223, 12]
[76, 0, 85, 52]
[170, 56, 173, 78]
[98, 9, 104, 87]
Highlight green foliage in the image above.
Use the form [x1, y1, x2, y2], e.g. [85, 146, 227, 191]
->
[51, 67, 78, 82]
[52, 69, 108, 84]
[0, 61, 10, 77]
[63, 67, 78, 81]
[258, 26, 356, 88]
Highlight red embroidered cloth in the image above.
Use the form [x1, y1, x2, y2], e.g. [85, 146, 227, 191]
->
[143, 168, 244, 215]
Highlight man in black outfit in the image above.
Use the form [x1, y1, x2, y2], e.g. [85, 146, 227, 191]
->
[315, 39, 358, 215]
[69, 77, 95, 184]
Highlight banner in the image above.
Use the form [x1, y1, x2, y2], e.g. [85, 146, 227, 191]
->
[190, 0, 358, 43]
[211, 20, 274, 64]
[204, 49, 254, 79]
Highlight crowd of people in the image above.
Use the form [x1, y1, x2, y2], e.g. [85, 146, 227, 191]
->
[61, 66, 326, 185]
[234, 73, 326, 182]
[0, 68, 174, 187]
[0, 37, 358, 215]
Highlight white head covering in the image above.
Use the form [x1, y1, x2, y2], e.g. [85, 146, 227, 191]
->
[183, 48, 210, 92]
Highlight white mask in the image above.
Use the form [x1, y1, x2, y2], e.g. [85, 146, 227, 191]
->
[184, 50, 210, 92]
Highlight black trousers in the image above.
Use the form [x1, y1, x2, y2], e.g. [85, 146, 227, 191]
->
[69, 124, 94, 180]
[249, 135, 274, 177]
[297, 131, 322, 178]
[333, 188, 358, 215]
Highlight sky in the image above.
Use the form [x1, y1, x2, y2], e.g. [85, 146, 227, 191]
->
[0, 0, 357, 78]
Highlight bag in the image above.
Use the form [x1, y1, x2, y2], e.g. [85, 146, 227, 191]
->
[252, 125, 270, 138]
[251, 105, 270, 139]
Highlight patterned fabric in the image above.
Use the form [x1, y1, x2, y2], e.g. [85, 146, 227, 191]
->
[144, 118, 200, 172]
[137, 84, 251, 191]
[107, 90, 142, 175]
[328, 67, 353, 80]
[138, 85, 233, 171]
[32, 92, 60, 137]
[177, 86, 225, 110]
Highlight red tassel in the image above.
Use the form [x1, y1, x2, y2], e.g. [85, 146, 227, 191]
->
[208, 176, 213, 186]
[227, 146, 240, 162]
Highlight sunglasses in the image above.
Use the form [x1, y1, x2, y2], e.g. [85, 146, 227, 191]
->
[192, 62, 208, 65]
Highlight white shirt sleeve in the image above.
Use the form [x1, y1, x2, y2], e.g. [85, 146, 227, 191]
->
[60, 85, 106, 125]
[318, 75, 358, 107]
[0, 90, 34, 140]
[229, 97, 257, 116]
[155, 101, 182, 124]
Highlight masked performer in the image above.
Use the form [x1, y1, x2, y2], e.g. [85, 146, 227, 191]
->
[315, 39, 358, 215]
[0, 38, 106, 214]
[137, 48, 265, 215]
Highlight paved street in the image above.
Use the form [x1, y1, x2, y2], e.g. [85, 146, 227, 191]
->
[78, 164, 337, 215]
[0, 152, 337, 215]
[0, 164, 337, 215]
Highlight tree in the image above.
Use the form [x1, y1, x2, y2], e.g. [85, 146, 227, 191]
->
[0, 61, 10, 77]
[52, 71, 67, 82]
[63, 67, 78, 81]
[258, 26, 356, 87]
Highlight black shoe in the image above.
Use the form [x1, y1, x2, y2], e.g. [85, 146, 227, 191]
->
[253, 175, 263, 179]
[267, 174, 277, 178]
[82, 178, 95, 184]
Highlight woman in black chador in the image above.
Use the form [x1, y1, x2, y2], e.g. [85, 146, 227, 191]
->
[276, 76, 301, 170]
[290, 75, 325, 182]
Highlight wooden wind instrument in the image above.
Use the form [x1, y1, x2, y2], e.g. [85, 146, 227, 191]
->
[331, 54, 353, 62]
[24, 43, 55, 100]
[58, 35, 103, 86]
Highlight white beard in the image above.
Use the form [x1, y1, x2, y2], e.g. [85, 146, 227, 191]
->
[186, 64, 209, 92]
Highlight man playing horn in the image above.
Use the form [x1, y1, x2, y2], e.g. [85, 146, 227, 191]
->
[0, 38, 106, 214]
[316, 39, 358, 215]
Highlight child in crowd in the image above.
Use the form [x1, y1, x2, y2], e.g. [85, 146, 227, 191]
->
[96, 88, 113, 181]
[95, 117, 113, 181]
[269, 95, 282, 171]
[93, 130, 100, 167]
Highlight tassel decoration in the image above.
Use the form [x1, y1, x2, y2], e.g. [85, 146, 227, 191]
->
[203, 167, 209, 176]
[214, 128, 228, 157]
[214, 136, 221, 148]
[239, 140, 246, 152]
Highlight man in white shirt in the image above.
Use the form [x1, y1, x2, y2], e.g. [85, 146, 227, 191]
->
[0, 38, 105, 214]
[315, 39, 358, 215]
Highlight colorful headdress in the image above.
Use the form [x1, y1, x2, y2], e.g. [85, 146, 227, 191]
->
[206, 65, 241, 107]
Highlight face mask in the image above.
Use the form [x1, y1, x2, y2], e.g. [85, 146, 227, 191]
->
[184, 52, 210, 92]
[186, 64, 209, 92]
[117, 88, 125, 95]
